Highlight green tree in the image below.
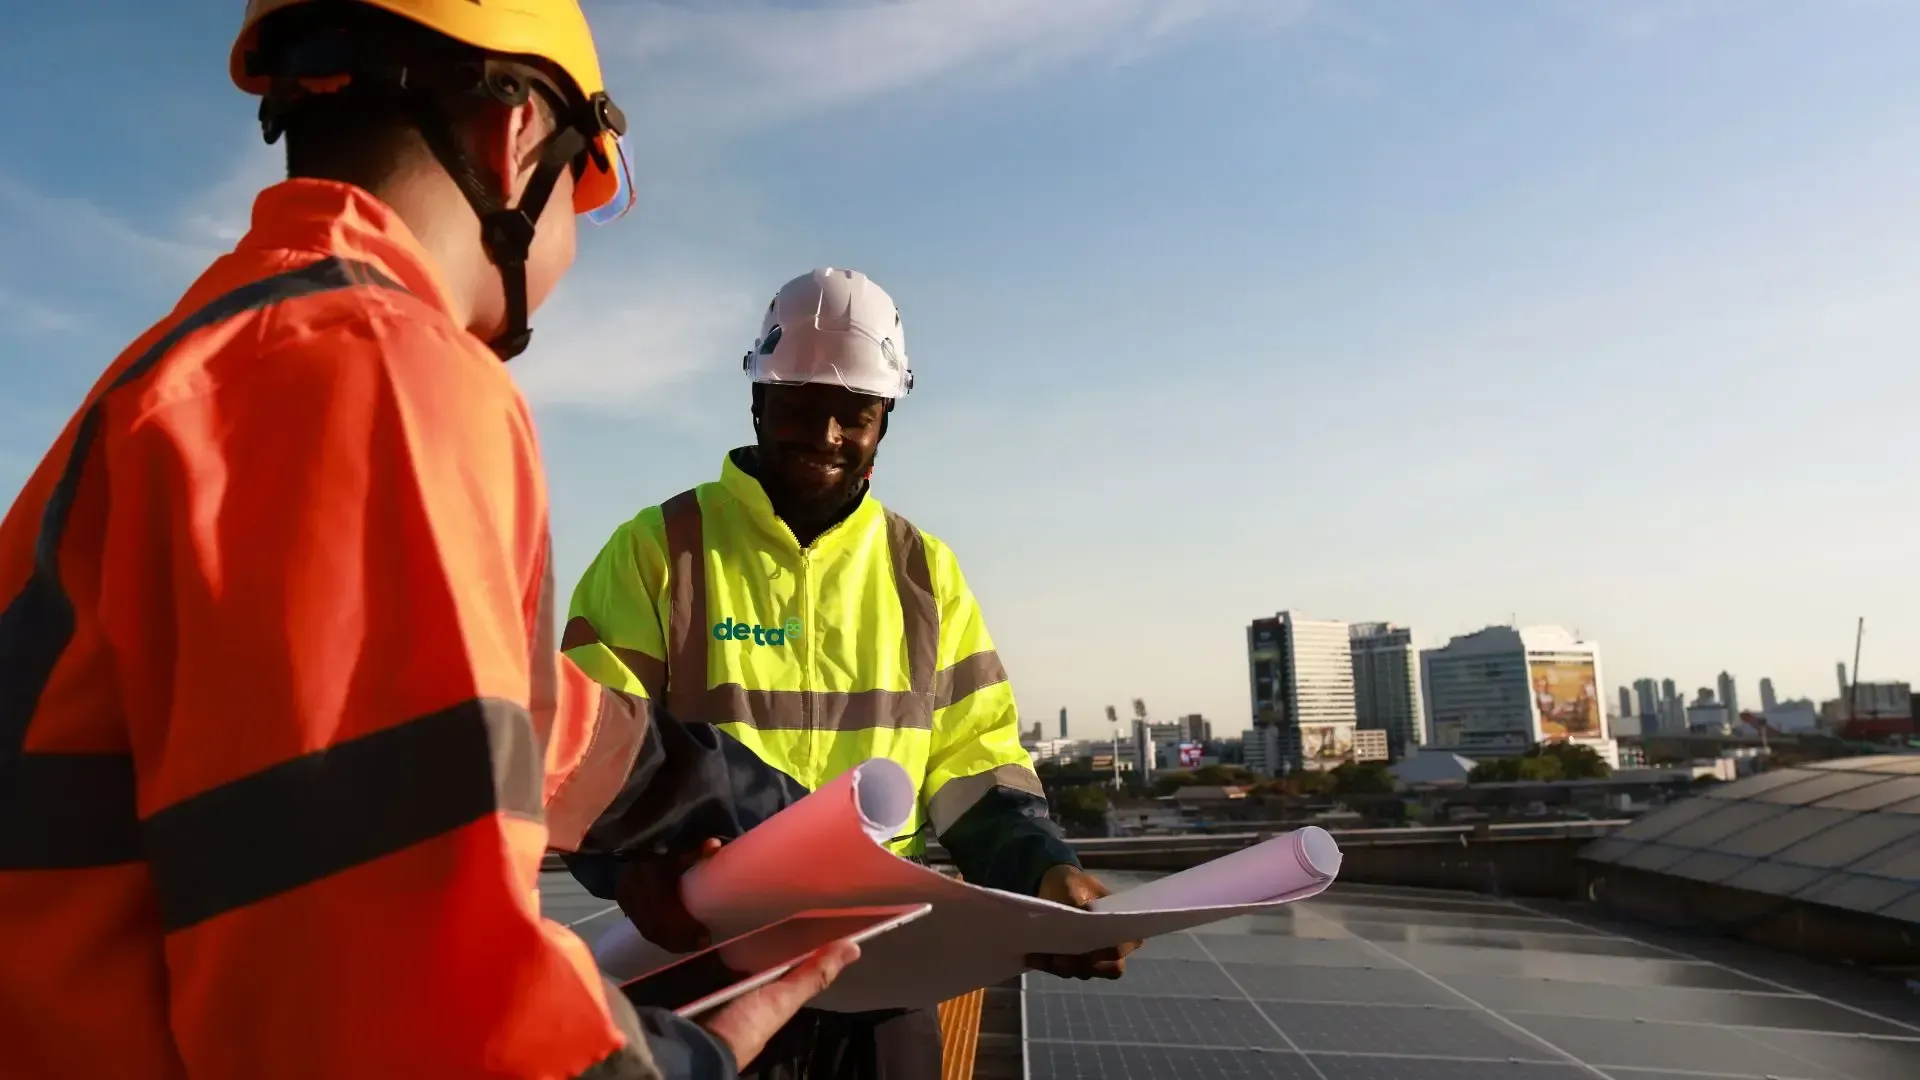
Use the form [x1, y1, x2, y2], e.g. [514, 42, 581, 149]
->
[1516, 755, 1564, 782]
[1150, 770, 1198, 797]
[1531, 741, 1611, 779]
[1051, 784, 1111, 832]
[1469, 742, 1611, 784]
[1327, 761, 1396, 795]
[1192, 764, 1257, 786]
[1468, 757, 1522, 783]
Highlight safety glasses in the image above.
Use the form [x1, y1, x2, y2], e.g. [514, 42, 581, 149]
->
[574, 126, 637, 226]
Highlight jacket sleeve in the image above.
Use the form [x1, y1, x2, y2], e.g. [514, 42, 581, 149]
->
[108, 318, 727, 1080]
[918, 539, 1080, 896]
[558, 516, 808, 901]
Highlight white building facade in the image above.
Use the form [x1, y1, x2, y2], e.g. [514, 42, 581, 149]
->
[1420, 625, 1617, 764]
[1247, 612, 1359, 774]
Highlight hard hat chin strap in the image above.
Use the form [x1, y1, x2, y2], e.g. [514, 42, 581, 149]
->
[406, 80, 588, 362]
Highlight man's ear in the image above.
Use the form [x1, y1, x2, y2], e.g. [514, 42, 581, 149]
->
[481, 99, 551, 204]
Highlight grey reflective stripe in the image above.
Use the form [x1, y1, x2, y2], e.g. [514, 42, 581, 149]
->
[146, 698, 544, 932]
[660, 489, 708, 721]
[658, 496, 944, 732]
[546, 689, 649, 852]
[558, 616, 667, 701]
[933, 650, 1009, 711]
[702, 684, 932, 732]
[884, 509, 939, 702]
[926, 762, 1047, 837]
[611, 647, 668, 701]
[0, 256, 408, 872]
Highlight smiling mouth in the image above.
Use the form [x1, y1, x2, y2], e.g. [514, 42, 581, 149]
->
[789, 457, 846, 480]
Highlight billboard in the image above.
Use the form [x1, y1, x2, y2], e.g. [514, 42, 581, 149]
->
[1301, 721, 1356, 771]
[1530, 657, 1602, 740]
[1178, 742, 1203, 768]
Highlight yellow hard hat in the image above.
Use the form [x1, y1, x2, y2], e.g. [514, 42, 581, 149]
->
[231, 0, 631, 222]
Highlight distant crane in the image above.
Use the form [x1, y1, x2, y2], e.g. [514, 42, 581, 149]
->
[1847, 617, 1865, 729]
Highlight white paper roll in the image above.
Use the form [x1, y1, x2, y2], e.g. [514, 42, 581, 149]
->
[1085, 826, 1342, 914]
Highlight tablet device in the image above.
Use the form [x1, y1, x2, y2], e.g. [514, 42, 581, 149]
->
[617, 903, 931, 1018]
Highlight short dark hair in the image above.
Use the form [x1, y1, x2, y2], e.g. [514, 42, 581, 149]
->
[254, 1, 556, 190]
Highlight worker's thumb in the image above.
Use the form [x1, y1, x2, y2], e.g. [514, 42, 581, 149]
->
[769, 939, 860, 1005]
[699, 940, 861, 1070]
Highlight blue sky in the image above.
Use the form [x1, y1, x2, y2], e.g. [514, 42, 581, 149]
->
[3, 1, 1918, 736]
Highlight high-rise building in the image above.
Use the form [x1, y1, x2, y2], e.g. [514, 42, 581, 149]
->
[1688, 688, 1731, 734]
[1633, 679, 1658, 721]
[1421, 626, 1613, 760]
[1659, 678, 1683, 733]
[1760, 678, 1778, 713]
[1059, 707, 1068, 740]
[1241, 725, 1283, 778]
[1179, 713, 1211, 743]
[1349, 622, 1424, 761]
[1247, 612, 1358, 773]
[1717, 672, 1740, 721]
[1617, 686, 1633, 723]
[1837, 662, 1851, 700]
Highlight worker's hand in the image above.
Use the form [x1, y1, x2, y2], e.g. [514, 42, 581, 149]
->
[614, 837, 724, 953]
[1024, 865, 1139, 981]
[700, 939, 861, 1071]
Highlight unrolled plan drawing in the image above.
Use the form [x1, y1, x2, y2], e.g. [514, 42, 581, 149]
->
[592, 758, 1343, 1011]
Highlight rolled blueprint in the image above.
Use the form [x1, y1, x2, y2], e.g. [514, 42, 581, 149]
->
[679, 757, 918, 933]
[1085, 826, 1343, 914]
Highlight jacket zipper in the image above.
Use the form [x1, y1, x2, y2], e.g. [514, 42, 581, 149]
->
[800, 547, 816, 744]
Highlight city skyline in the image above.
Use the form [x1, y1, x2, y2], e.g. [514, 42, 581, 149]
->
[1043, 611, 1897, 743]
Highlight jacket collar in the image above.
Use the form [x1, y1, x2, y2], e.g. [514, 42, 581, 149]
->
[718, 448, 882, 553]
[232, 179, 462, 322]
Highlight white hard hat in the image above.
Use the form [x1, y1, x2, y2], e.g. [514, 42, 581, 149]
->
[743, 268, 913, 400]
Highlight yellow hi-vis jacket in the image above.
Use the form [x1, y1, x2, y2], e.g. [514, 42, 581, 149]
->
[561, 450, 1078, 894]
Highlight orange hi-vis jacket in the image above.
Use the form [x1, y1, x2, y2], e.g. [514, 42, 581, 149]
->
[0, 180, 732, 1079]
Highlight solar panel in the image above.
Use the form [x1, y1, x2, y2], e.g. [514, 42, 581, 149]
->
[1310, 1059, 1585, 1080]
[1026, 993, 1293, 1049]
[1224, 963, 1459, 1007]
[1026, 1042, 1317, 1080]
[1017, 883, 1920, 1080]
[1512, 1011, 1848, 1076]
[1263, 1001, 1557, 1059]
[1025, 958, 1238, 999]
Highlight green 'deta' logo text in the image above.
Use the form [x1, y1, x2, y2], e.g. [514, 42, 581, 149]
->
[712, 615, 803, 646]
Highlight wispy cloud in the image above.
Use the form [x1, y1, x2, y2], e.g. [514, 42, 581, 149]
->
[598, 0, 1307, 142]
[514, 266, 762, 411]
[517, 0, 1305, 414]
[0, 286, 81, 336]
[4, 1, 1299, 415]
[0, 172, 213, 277]
[177, 140, 285, 247]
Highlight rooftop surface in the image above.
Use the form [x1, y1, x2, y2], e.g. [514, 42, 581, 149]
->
[1579, 755, 1920, 925]
[1019, 873, 1920, 1080]
[539, 870, 1920, 1080]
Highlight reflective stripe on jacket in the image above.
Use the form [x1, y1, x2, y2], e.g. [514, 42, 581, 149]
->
[563, 450, 1077, 893]
[0, 180, 731, 1080]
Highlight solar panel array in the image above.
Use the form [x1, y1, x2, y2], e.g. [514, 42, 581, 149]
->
[1581, 755, 1920, 924]
[1018, 875, 1920, 1080]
